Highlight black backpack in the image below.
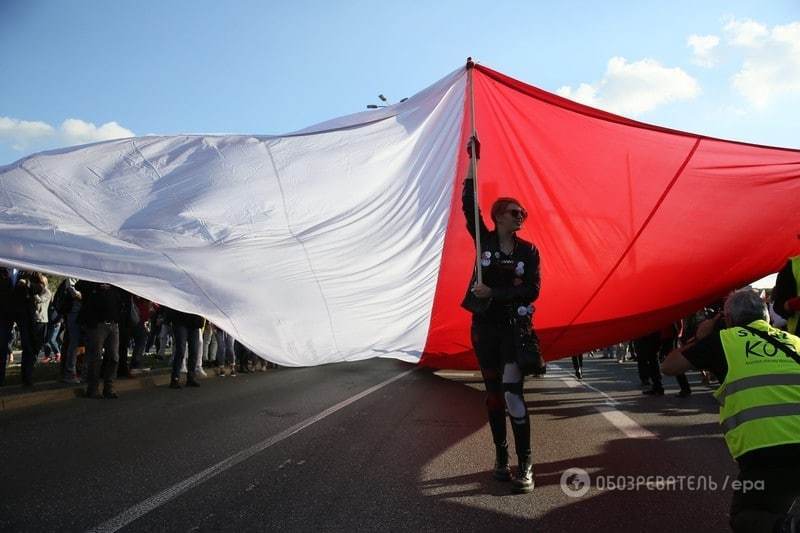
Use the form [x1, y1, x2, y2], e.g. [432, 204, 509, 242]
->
[53, 280, 72, 315]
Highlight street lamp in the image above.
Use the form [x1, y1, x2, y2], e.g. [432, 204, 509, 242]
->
[366, 94, 408, 109]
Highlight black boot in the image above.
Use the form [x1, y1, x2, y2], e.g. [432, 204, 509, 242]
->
[493, 444, 511, 481]
[102, 384, 118, 399]
[186, 376, 200, 388]
[169, 378, 182, 389]
[511, 455, 534, 493]
[86, 385, 102, 399]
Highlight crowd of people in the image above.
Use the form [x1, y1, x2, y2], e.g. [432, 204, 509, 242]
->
[0, 268, 275, 398]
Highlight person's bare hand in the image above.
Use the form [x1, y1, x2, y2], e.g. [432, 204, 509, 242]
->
[471, 282, 492, 299]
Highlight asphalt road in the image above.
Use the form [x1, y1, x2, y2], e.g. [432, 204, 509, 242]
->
[0, 357, 737, 532]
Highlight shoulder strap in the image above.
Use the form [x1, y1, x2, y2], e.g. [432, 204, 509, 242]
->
[740, 325, 800, 366]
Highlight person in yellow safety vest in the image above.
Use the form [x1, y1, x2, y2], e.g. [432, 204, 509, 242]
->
[773, 256, 800, 336]
[662, 288, 800, 533]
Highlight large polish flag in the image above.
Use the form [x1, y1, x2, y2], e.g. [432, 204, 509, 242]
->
[1, 64, 798, 368]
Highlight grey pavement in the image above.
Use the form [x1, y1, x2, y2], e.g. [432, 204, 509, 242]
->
[0, 357, 736, 532]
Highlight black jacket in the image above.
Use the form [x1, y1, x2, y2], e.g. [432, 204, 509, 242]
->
[76, 281, 125, 327]
[461, 178, 541, 320]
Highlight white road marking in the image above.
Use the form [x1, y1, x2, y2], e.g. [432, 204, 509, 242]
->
[87, 367, 416, 533]
[548, 363, 656, 439]
[434, 371, 480, 378]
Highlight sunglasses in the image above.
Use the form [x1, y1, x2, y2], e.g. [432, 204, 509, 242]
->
[505, 208, 528, 220]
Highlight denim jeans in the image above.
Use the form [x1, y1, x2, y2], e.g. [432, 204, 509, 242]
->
[202, 326, 217, 363]
[215, 330, 235, 367]
[157, 323, 171, 358]
[130, 322, 148, 369]
[171, 324, 200, 380]
[63, 309, 81, 379]
[43, 320, 62, 356]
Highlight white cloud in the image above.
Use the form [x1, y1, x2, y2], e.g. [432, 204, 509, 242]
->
[556, 57, 700, 116]
[556, 83, 598, 106]
[0, 116, 134, 153]
[724, 18, 800, 108]
[687, 34, 720, 67]
[60, 118, 134, 145]
[0, 117, 55, 150]
[724, 18, 768, 47]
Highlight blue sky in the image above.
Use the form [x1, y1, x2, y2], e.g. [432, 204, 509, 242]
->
[1, 0, 798, 166]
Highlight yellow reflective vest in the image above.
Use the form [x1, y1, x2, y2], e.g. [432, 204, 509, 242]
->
[715, 320, 800, 459]
[789, 256, 800, 335]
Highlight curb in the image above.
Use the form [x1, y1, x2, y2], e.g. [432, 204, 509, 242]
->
[0, 368, 225, 412]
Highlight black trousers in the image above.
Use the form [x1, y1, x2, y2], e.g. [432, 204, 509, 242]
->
[729, 464, 800, 532]
[85, 322, 119, 390]
[638, 344, 663, 389]
[116, 318, 133, 376]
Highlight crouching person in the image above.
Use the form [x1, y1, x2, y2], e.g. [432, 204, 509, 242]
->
[662, 288, 800, 532]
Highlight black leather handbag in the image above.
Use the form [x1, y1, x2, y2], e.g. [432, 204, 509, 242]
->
[460, 266, 492, 314]
[461, 290, 492, 314]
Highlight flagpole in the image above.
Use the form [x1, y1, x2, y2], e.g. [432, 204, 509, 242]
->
[466, 57, 483, 285]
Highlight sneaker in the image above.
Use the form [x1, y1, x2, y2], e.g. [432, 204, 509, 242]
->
[217, 367, 225, 377]
[229, 367, 237, 377]
[186, 378, 201, 388]
[196, 368, 208, 378]
[169, 378, 182, 389]
[642, 387, 665, 396]
[61, 375, 81, 385]
[575, 369, 583, 380]
[511, 456, 534, 493]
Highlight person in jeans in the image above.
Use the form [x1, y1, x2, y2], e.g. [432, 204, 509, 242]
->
[14, 272, 51, 387]
[77, 281, 124, 399]
[58, 278, 82, 384]
[201, 321, 217, 370]
[129, 296, 154, 373]
[42, 301, 62, 363]
[168, 309, 204, 388]
[215, 328, 237, 377]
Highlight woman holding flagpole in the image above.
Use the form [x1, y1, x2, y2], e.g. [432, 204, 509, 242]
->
[461, 133, 541, 493]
